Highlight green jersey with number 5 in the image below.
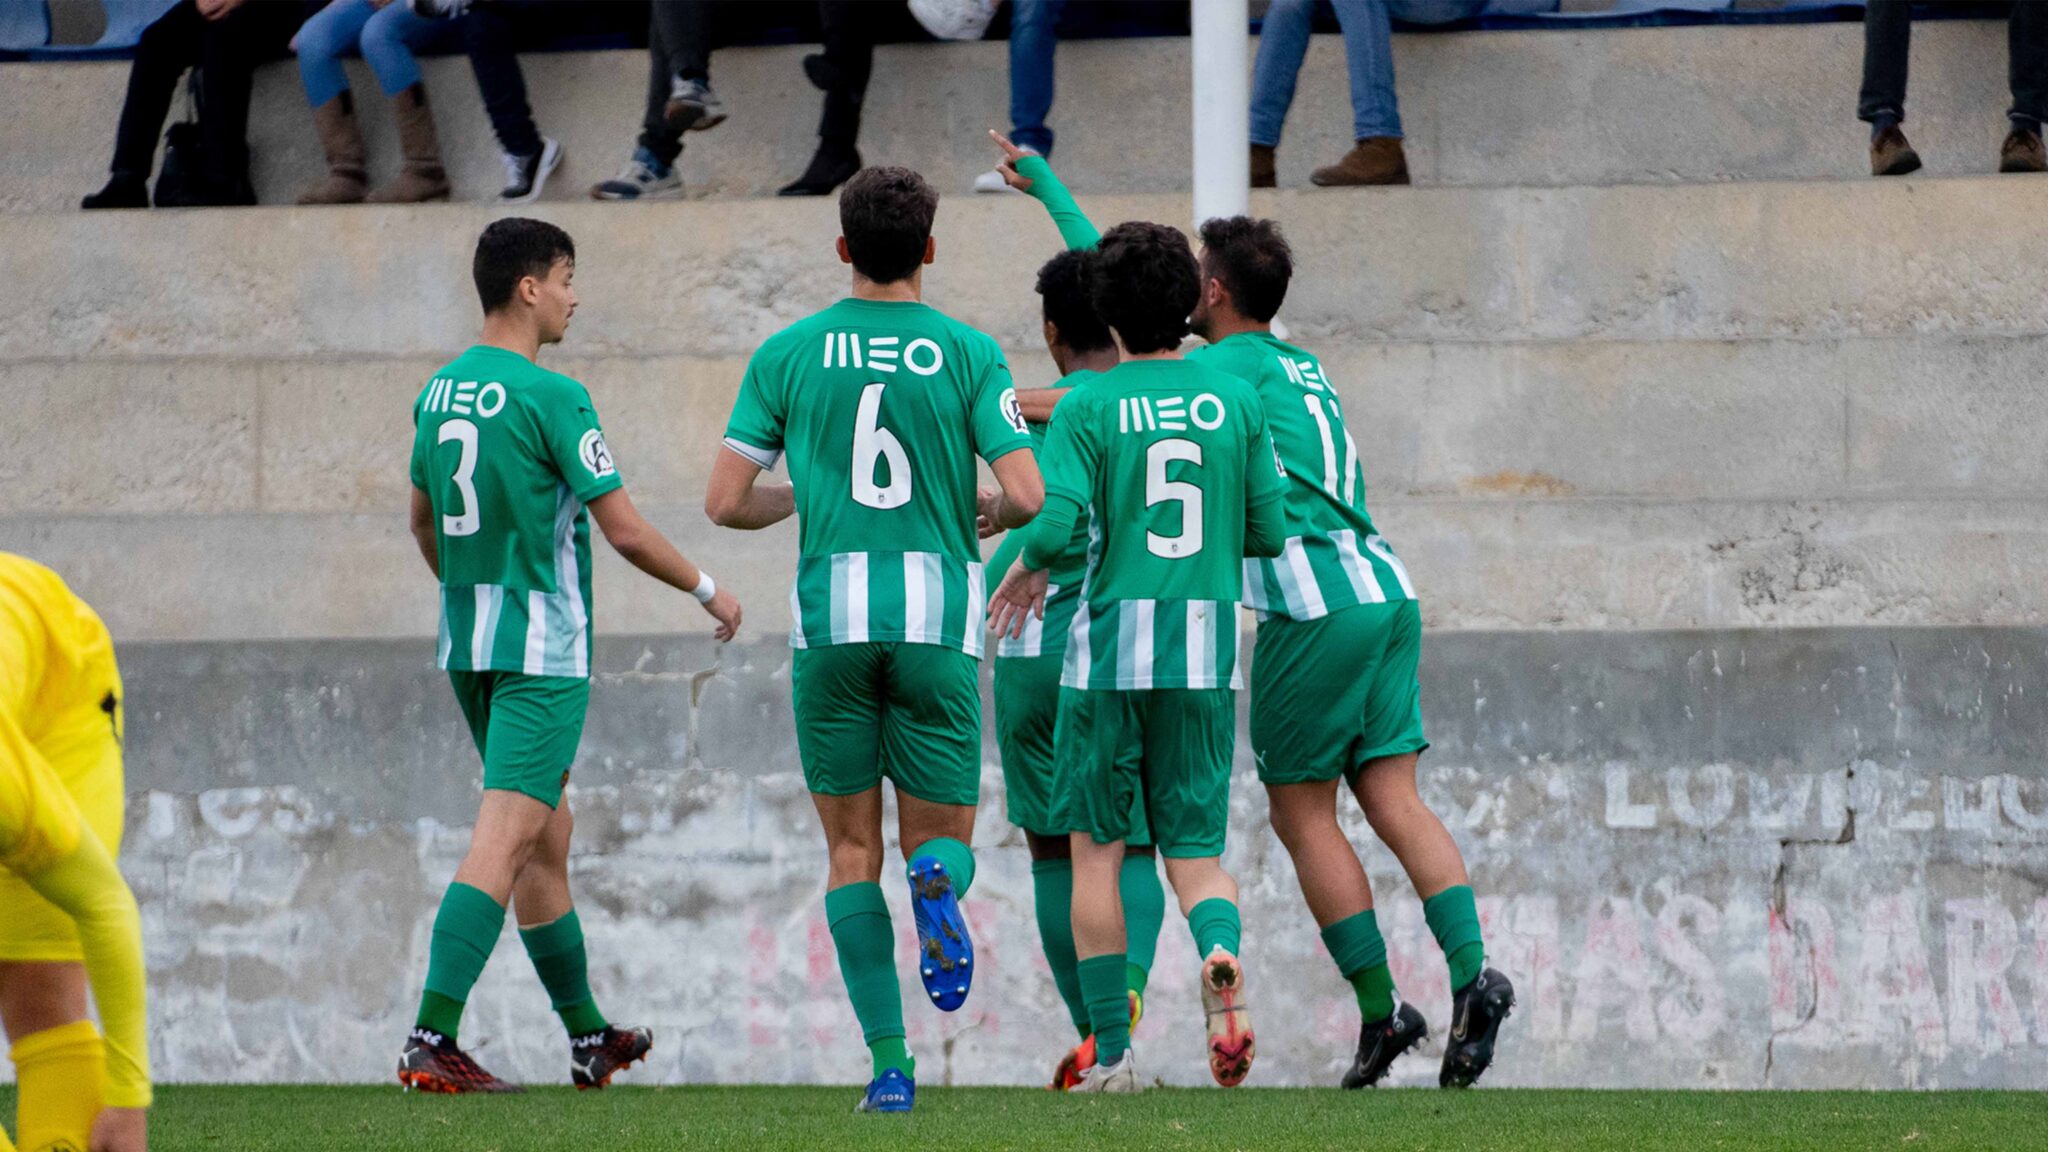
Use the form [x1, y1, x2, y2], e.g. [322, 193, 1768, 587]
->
[410, 345, 623, 677]
[724, 298, 1034, 655]
[1032, 359, 1287, 690]
[1187, 333, 1415, 620]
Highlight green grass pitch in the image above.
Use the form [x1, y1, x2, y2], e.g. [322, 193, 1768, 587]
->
[5, 1085, 2041, 1151]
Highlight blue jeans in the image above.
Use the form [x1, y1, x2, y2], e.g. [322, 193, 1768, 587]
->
[1009, 0, 1065, 156]
[1250, 0, 1485, 146]
[295, 0, 440, 106]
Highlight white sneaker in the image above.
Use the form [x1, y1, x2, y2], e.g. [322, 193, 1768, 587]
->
[1072, 1050, 1141, 1093]
[972, 166, 1019, 194]
[499, 137, 563, 205]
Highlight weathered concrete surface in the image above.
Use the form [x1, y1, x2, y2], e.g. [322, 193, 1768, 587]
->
[96, 627, 2048, 1088]
[17, 175, 2048, 365]
[0, 22, 2023, 212]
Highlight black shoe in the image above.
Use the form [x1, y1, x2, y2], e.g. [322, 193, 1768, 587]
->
[1440, 967, 1514, 1088]
[801, 52, 842, 92]
[396, 1028, 522, 1094]
[664, 76, 727, 134]
[778, 146, 861, 197]
[1342, 999, 1427, 1088]
[569, 1024, 653, 1090]
[81, 175, 149, 210]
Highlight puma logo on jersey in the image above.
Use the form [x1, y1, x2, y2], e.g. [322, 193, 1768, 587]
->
[423, 377, 508, 418]
[1278, 357, 1328, 392]
[1119, 393, 1226, 434]
[821, 331, 946, 376]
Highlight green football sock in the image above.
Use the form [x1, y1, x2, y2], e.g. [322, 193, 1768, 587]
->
[416, 881, 505, 1041]
[1120, 854, 1165, 998]
[1186, 897, 1242, 961]
[907, 836, 976, 899]
[1424, 884, 1487, 992]
[825, 882, 913, 1080]
[1322, 909, 1397, 1023]
[1078, 953, 1131, 1066]
[519, 909, 608, 1038]
[1030, 860, 1090, 1037]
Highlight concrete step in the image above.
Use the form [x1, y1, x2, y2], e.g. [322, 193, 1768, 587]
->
[13, 174, 2048, 365]
[1, 21, 2020, 213]
[9, 326, 2044, 641]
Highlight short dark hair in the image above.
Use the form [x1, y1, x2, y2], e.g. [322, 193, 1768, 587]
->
[1198, 216, 1293, 322]
[1035, 249, 1113, 354]
[473, 218, 575, 314]
[839, 166, 939, 283]
[1088, 221, 1198, 355]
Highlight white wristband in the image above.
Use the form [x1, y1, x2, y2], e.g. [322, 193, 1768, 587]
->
[690, 573, 717, 604]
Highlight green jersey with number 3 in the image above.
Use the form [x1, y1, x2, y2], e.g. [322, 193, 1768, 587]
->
[409, 345, 622, 677]
[724, 298, 1034, 655]
[1030, 359, 1286, 690]
[1188, 333, 1415, 620]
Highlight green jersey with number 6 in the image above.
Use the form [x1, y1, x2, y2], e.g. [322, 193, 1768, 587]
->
[409, 345, 623, 677]
[1188, 332, 1415, 620]
[724, 298, 1034, 655]
[1030, 359, 1287, 690]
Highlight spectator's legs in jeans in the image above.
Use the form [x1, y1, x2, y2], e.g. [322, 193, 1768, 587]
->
[637, 1, 715, 170]
[294, 0, 377, 205]
[2003, 1, 2048, 170]
[1248, 0, 1314, 185]
[1310, 0, 1482, 186]
[1857, 0, 1909, 131]
[361, 1, 451, 202]
[86, 0, 203, 205]
[1009, 0, 1066, 157]
[779, 0, 870, 195]
[464, 1, 544, 159]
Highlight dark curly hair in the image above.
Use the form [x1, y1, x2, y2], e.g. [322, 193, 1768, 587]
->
[1035, 249, 1113, 354]
[1088, 221, 1198, 355]
[839, 166, 939, 284]
[1197, 216, 1293, 323]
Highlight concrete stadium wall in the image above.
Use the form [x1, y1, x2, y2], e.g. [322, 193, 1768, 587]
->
[115, 628, 2048, 1089]
[0, 20, 2023, 213]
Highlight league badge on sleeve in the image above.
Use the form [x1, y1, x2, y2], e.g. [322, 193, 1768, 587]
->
[579, 429, 617, 480]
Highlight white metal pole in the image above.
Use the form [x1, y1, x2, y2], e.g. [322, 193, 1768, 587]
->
[1191, 0, 1251, 227]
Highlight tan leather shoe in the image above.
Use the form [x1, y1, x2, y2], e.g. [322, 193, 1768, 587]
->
[1310, 137, 1410, 187]
[2000, 125, 2046, 173]
[1870, 124, 1922, 177]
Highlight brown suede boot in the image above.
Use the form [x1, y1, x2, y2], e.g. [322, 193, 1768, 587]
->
[1999, 123, 2046, 173]
[297, 93, 368, 205]
[1870, 124, 1922, 177]
[368, 83, 452, 203]
[1251, 144, 1276, 188]
[1310, 137, 1409, 187]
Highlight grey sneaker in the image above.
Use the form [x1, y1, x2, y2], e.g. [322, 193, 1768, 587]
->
[665, 77, 728, 134]
[499, 137, 562, 204]
[591, 149, 682, 201]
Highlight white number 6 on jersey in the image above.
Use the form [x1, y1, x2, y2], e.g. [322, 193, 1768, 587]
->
[852, 382, 912, 509]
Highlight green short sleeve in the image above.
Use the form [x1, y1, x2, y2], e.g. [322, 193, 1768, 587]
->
[539, 381, 624, 504]
[971, 348, 1034, 465]
[723, 353, 786, 468]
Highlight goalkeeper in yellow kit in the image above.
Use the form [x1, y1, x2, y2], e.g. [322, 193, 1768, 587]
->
[0, 554, 149, 1152]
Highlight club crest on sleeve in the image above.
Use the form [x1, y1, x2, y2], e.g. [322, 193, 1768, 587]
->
[579, 429, 616, 479]
[1000, 388, 1027, 434]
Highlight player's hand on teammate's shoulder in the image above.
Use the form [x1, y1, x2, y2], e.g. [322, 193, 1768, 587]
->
[90, 1106, 147, 1152]
[988, 129, 1035, 193]
[986, 560, 1050, 640]
[701, 587, 742, 644]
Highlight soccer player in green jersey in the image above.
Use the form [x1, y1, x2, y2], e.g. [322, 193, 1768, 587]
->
[400, 219, 743, 1095]
[990, 222, 1287, 1093]
[704, 167, 1044, 1114]
[1187, 217, 1514, 1089]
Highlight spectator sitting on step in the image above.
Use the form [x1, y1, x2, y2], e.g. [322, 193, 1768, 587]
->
[1859, 0, 2047, 177]
[591, 0, 728, 202]
[82, 0, 309, 209]
[292, 0, 455, 204]
[972, 0, 1066, 194]
[1249, 0, 1485, 188]
[410, 0, 562, 204]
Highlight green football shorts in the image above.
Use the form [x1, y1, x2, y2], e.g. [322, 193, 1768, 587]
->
[1250, 599, 1429, 786]
[994, 653, 1152, 845]
[447, 670, 590, 808]
[1052, 687, 1234, 858]
[792, 642, 982, 807]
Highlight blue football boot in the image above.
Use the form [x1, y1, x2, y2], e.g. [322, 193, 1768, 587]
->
[908, 855, 974, 1011]
[856, 1067, 915, 1113]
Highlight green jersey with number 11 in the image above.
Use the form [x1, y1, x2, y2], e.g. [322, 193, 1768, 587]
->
[724, 298, 1035, 656]
[409, 345, 623, 678]
[1026, 359, 1287, 690]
